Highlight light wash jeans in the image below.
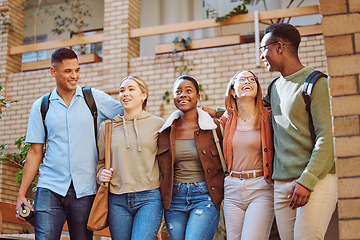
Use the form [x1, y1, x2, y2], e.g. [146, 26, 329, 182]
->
[34, 183, 95, 240]
[274, 173, 338, 240]
[164, 181, 220, 240]
[223, 175, 274, 240]
[108, 188, 163, 240]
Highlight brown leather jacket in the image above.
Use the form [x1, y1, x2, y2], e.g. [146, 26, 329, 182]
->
[157, 109, 225, 210]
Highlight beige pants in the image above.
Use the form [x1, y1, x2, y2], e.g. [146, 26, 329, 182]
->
[223, 175, 274, 240]
[274, 174, 338, 240]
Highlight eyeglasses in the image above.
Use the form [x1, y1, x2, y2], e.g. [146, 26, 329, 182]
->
[235, 76, 256, 83]
[259, 41, 280, 53]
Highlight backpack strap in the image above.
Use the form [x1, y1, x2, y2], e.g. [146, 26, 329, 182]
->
[82, 87, 98, 146]
[301, 70, 328, 146]
[266, 76, 280, 102]
[41, 92, 51, 142]
[41, 88, 98, 150]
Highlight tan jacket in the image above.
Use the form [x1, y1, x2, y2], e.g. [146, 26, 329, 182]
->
[97, 111, 165, 194]
[157, 108, 225, 210]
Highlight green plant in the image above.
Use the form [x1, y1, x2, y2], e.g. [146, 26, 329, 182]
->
[0, 11, 13, 34]
[0, 85, 34, 190]
[23, 0, 92, 55]
[172, 36, 193, 76]
[0, 135, 40, 189]
[216, 0, 307, 24]
[0, 85, 18, 119]
[50, 0, 92, 36]
[216, 3, 249, 22]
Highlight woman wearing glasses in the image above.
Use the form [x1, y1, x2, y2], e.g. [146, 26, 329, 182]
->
[220, 71, 274, 240]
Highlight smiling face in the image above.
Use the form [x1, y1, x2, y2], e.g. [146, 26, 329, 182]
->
[50, 58, 80, 95]
[173, 79, 200, 112]
[232, 71, 258, 99]
[260, 32, 282, 72]
[119, 79, 147, 113]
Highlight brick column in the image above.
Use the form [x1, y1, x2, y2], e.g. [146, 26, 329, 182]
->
[0, 0, 26, 234]
[102, 0, 140, 89]
[2, 0, 24, 76]
[319, 0, 360, 239]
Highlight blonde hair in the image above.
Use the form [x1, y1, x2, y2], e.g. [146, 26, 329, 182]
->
[120, 76, 148, 110]
[224, 71, 263, 129]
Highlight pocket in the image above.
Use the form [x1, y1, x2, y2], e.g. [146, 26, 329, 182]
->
[34, 187, 53, 212]
[211, 148, 219, 156]
[195, 182, 209, 193]
[157, 145, 169, 155]
[172, 183, 181, 194]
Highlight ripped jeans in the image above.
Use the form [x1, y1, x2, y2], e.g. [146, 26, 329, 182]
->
[164, 181, 220, 240]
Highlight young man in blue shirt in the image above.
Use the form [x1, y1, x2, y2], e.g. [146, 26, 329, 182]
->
[15, 48, 123, 239]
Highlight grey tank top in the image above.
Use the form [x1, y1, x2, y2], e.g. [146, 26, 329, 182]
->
[174, 139, 205, 183]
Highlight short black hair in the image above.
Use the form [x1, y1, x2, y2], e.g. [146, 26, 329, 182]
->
[51, 48, 78, 66]
[174, 75, 200, 94]
[264, 23, 301, 54]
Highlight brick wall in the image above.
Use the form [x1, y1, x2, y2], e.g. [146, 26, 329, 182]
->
[0, 0, 335, 235]
[319, 0, 360, 239]
[102, 0, 140, 89]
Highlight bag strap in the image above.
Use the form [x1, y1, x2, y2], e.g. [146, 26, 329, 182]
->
[266, 76, 279, 101]
[82, 87, 98, 147]
[301, 70, 328, 146]
[212, 128, 228, 176]
[41, 88, 98, 150]
[104, 121, 112, 187]
[40, 92, 51, 143]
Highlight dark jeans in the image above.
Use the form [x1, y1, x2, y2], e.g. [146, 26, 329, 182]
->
[34, 183, 95, 240]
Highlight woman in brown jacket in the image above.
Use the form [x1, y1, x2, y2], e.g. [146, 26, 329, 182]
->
[157, 75, 224, 240]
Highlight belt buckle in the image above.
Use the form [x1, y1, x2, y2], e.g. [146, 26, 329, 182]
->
[238, 172, 250, 180]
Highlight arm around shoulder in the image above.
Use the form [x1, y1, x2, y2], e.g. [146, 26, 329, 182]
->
[92, 88, 124, 120]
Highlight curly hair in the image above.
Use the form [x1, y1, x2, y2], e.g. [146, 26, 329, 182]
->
[264, 23, 301, 55]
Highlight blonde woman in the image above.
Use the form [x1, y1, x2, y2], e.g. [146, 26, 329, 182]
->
[221, 71, 274, 240]
[97, 76, 164, 240]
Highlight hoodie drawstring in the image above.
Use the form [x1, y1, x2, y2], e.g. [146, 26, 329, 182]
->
[122, 117, 130, 149]
[134, 117, 142, 152]
[122, 116, 142, 152]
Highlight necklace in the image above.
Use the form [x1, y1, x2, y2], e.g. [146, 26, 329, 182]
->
[239, 115, 254, 122]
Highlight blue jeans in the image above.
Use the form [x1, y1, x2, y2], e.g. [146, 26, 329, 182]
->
[34, 183, 95, 240]
[108, 188, 163, 240]
[164, 181, 220, 240]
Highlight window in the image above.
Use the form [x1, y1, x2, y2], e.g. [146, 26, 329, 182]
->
[22, 35, 47, 63]
[71, 29, 103, 57]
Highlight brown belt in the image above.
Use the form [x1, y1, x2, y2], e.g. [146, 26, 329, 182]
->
[230, 171, 264, 180]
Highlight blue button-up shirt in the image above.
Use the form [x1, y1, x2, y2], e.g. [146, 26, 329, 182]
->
[25, 86, 123, 198]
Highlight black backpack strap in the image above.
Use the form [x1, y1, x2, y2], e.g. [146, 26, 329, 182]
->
[266, 77, 280, 103]
[41, 92, 51, 142]
[82, 87, 98, 146]
[301, 70, 328, 146]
